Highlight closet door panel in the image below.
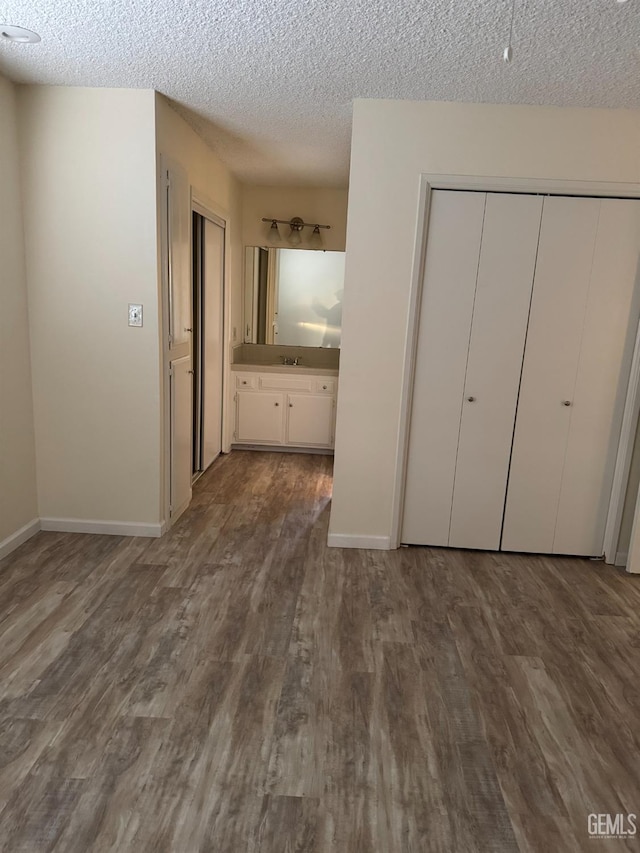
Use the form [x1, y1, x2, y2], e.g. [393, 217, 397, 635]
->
[202, 218, 225, 470]
[402, 191, 485, 546]
[553, 199, 640, 555]
[449, 194, 543, 550]
[501, 197, 601, 553]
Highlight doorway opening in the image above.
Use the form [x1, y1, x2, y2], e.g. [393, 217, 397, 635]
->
[191, 210, 225, 481]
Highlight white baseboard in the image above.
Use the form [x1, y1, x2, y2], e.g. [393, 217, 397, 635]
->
[327, 533, 392, 550]
[0, 518, 41, 560]
[39, 518, 163, 538]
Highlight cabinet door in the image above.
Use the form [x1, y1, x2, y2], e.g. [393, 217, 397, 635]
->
[170, 355, 193, 521]
[501, 197, 602, 554]
[402, 191, 486, 546]
[164, 160, 191, 351]
[449, 193, 543, 550]
[287, 394, 334, 447]
[236, 391, 285, 444]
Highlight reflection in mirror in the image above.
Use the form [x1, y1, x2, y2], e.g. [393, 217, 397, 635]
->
[244, 248, 345, 348]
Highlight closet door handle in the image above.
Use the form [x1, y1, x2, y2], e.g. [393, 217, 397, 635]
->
[562, 400, 572, 407]
[274, 402, 279, 407]
[466, 396, 476, 403]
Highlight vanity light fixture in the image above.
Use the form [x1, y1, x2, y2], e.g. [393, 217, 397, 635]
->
[261, 216, 331, 247]
[1, 24, 41, 43]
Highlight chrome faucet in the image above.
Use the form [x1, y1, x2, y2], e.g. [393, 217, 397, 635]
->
[282, 356, 301, 366]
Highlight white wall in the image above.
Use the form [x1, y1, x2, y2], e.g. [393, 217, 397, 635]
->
[330, 99, 640, 544]
[0, 76, 38, 550]
[18, 87, 160, 526]
[242, 185, 348, 251]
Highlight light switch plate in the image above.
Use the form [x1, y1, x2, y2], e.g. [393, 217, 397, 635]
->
[128, 304, 143, 327]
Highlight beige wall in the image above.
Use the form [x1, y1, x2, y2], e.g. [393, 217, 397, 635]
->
[18, 87, 160, 525]
[330, 99, 640, 543]
[0, 76, 38, 547]
[242, 185, 348, 251]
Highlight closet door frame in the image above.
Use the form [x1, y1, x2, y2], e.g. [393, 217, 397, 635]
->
[604, 288, 640, 567]
[159, 163, 233, 531]
[390, 173, 640, 551]
[192, 194, 232, 456]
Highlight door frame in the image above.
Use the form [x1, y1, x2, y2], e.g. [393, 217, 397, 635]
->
[192, 202, 227, 476]
[160, 162, 232, 531]
[390, 173, 640, 551]
[190, 192, 231, 455]
[603, 317, 640, 566]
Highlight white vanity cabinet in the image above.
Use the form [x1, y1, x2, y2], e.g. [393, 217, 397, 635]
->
[233, 371, 337, 449]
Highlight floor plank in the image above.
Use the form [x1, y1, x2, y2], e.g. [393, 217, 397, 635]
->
[1, 449, 640, 851]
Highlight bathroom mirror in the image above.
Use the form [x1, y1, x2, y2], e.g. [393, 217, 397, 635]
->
[244, 247, 345, 348]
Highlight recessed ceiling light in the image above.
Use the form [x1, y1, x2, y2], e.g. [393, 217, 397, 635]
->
[1, 25, 41, 44]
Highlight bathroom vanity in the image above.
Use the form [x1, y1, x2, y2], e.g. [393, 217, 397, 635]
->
[231, 363, 338, 450]
[233, 245, 343, 452]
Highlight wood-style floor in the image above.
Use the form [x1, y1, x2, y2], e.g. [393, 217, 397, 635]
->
[1, 450, 640, 852]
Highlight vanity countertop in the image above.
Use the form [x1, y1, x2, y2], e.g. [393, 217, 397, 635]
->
[231, 363, 339, 377]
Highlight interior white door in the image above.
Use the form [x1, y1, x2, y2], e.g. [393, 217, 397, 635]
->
[170, 354, 193, 521]
[402, 190, 486, 546]
[501, 196, 602, 554]
[201, 218, 224, 470]
[166, 162, 191, 351]
[552, 199, 640, 555]
[448, 193, 543, 550]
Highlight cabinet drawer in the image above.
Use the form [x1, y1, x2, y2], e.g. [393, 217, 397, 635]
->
[259, 375, 313, 392]
[314, 378, 336, 394]
[235, 374, 257, 389]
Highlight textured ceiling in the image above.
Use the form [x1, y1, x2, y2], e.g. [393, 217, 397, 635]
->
[0, 0, 638, 186]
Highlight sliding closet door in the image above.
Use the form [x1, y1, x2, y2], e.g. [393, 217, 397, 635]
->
[448, 194, 542, 550]
[502, 196, 640, 556]
[201, 217, 225, 470]
[402, 191, 485, 546]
